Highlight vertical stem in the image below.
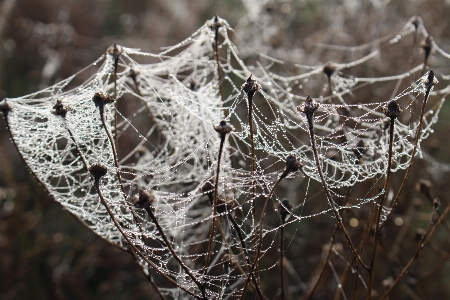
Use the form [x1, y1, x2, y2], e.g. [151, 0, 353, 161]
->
[204, 135, 225, 274]
[304, 110, 368, 271]
[383, 71, 435, 225]
[280, 220, 285, 300]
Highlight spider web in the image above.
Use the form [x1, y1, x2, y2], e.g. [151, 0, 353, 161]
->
[2, 14, 448, 298]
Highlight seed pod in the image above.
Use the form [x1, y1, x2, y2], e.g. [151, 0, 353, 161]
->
[297, 95, 319, 115]
[52, 99, 69, 117]
[242, 74, 261, 98]
[383, 100, 402, 119]
[214, 120, 234, 138]
[88, 164, 108, 182]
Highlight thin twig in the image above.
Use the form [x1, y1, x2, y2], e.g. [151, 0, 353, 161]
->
[298, 95, 368, 271]
[380, 203, 450, 299]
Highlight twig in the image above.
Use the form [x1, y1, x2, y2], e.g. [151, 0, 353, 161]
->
[298, 95, 368, 271]
[367, 99, 402, 299]
[380, 202, 450, 299]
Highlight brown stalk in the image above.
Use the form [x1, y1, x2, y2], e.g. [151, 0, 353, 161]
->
[380, 202, 450, 299]
[298, 95, 368, 271]
[240, 155, 304, 299]
[90, 169, 199, 298]
[367, 99, 402, 299]
[382, 70, 436, 228]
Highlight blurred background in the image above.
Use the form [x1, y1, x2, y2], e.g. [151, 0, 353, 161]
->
[1, 0, 450, 299]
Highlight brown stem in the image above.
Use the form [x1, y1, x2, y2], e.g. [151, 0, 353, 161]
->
[280, 219, 285, 300]
[367, 115, 396, 299]
[92, 177, 198, 298]
[383, 70, 435, 226]
[204, 135, 226, 274]
[380, 203, 450, 299]
[304, 108, 368, 271]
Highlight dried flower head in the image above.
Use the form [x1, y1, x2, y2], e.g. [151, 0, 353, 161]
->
[208, 14, 224, 30]
[285, 155, 303, 173]
[242, 74, 261, 97]
[52, 99, 69, 117]
[92, 92, 114, 108]
[383, 100, 402, 119]
[0, 100, 11, 118]
[276, 199, 294, 222]
[214, 120, 234, 138]
[88, 163, 108, 182]
[422, 70, 437, 91]
[127, 69, 139, 81]
[297, 95, 319, 115]
[108, 43, 123, 61]
[421, 35, 433, 58]
[133, 190, 155, 209]
[323, 62, 336, 79]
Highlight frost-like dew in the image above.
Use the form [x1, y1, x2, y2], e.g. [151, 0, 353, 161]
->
[2, 14, 449, 298]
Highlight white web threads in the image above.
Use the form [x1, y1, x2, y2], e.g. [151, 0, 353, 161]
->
[2, 14, 449, 298]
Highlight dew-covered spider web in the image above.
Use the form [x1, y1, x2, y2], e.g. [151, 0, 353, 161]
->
[1, 14, 449, 299]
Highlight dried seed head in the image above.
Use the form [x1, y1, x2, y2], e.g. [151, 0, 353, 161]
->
[88, 163, 108, 182]
[189, 79, 199, 91]
[133, 190, 155, 208]
[208, 14, 224, 30]
[214, 120, 234, 138]
[410, 15, 421, 30]
[323, 62, 336, 79]
[433, 198, 441, 211]
[242, 75, 261, 97]
[422, 69, 437, 91]
[92, 92, 114, 108]
[108, 43, 123, 61]
[0, 100, 11, 118]
[285, 155, 303, 174]
[383, 100, 402, 119]
[297, 95, 319, 115]
[216, 196, 236, 214]
[127, 69, 139, 81]
[52, 99, 69, 117]
[276, 199, 294, 222]
[421, 35, 433, 59]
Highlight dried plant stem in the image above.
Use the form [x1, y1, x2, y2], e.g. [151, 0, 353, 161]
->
[380, 203, 450, 299]
[279, 219, 285, 300]
[227, 214, 265, 300]
[145, 200, 206, 297]
[97, 104, 148, 237]
[305, 188, 351, 300]
[204, 134, 225, 274]
[304, 108, 368, 271]
[248, 91, 257, 233]
[383, 70, 435, 224]
[240, 176, 283, 300]
[367, 115, 396, 299]
[92, 178, 197, 298]
[212, 15, 225, 109]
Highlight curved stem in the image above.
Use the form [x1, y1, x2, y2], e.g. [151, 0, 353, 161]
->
[380, 203, 450, 299]
[367, 116, 396, 299]
[305, 112, 368, 271]
[93, 179, 198, 298]
[383, 73, 435, 227]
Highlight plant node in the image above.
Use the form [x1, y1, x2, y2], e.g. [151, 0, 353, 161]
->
[93, 92, 114, 109]
[52, 99, 69, 117]
[214, 120, 234, 138]
[297, 95, 319, 115]
[383, 100, 402, 119]
[0, 100, 11, 117]
[108, 43, 123, 61]
[89, 163, 108, 183]
[242, 74, 261, 98]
